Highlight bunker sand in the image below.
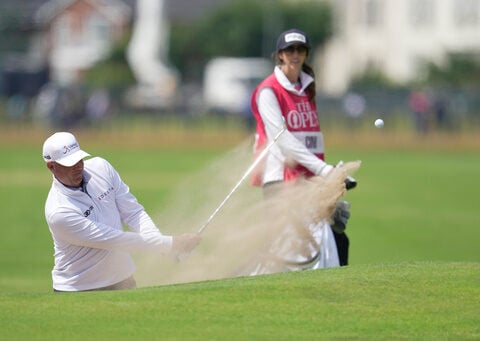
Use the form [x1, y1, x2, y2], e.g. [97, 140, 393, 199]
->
[135, 140, 360, 286]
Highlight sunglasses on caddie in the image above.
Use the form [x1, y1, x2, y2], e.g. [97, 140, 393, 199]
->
[283, 45, 308, 54]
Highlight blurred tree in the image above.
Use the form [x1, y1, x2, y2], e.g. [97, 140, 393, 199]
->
[0, 7, 34, 55]
[350, 52, 480, 91]
[170, 0, 332, 82]
[83, 33, 135, 92]
[350, 66, 403, 91]
[423, 53, 480, 88]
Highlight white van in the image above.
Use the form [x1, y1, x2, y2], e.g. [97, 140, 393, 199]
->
[203, 57, 272, 116]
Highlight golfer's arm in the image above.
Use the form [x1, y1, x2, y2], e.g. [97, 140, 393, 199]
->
[108, 159, 164, 236]
[48, 211, 173, 254]
[116, 188, 162, 236]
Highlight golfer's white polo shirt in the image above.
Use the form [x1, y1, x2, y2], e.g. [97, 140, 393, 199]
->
[45, 157, 172, 291]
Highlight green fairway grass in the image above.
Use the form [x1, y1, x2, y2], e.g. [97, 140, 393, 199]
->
[1, 262, 478, 340]
[0, 125, 479, 339]
[337, 148, 480, 264]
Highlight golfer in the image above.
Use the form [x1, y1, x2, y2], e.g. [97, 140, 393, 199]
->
[43, 132, 201, 292]
[250, 29, 351, 272]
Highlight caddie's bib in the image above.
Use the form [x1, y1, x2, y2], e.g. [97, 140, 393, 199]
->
[251, 73, 325, 185]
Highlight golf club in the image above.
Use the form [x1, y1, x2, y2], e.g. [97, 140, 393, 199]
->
[197, 126, 287, 235]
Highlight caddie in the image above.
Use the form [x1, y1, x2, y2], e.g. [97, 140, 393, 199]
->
[43, 132, 200, 292]
[249, 28, 353, 273]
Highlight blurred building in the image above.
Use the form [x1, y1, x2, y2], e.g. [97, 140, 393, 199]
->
[124, 0, 233, 109]
[35, 0, 132, 85]
[318, 0, 480, 95]
[3, 0, 478, 104]
[0, 0, 52, 100]
[0, 0, 232, 95]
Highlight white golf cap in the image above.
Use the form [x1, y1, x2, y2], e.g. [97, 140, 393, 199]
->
[42, 132, 90, 167]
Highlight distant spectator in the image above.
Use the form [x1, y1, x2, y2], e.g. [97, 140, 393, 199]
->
[432, 91, 451, 131]
[408, 89, 431, 134]
[7, 94, 28, 120]
[343, 92, 366, 118]
[33, 83, 86, 128]
[86, 88, 111, 125]
[342, 92, 366, 129]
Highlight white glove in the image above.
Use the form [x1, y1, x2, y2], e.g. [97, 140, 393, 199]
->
[172, 233, 201, 261]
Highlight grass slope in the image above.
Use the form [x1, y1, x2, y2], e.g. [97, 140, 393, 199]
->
[1, 261, 478, 340]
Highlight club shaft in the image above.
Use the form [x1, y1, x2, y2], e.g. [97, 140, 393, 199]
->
[197, 127, 286, 234]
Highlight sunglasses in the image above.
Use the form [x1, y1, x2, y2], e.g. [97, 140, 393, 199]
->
[282, 45, 308, 54]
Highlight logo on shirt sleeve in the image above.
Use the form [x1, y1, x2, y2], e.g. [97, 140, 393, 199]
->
[83, 205, 94, 217]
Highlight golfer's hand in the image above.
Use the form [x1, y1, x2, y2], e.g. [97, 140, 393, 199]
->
[172, 233, 201, 261]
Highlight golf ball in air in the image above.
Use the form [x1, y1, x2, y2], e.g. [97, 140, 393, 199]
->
[374, 118, 384, 128]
